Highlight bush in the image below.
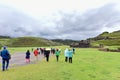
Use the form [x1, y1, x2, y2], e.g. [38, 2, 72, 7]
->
[0, 43, 2, 49]
[118, 48, 120, 51]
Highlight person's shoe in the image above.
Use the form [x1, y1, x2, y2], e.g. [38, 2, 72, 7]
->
[6, 68, 8, 71]
[2, 69, 5, 71]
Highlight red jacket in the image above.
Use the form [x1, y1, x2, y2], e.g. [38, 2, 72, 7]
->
[34, 49, 38, 56]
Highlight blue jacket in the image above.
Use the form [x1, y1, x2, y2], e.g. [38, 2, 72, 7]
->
[0, 49, 10, 59]
[64, 49, 69, 57]
[68, 50, 73, 57]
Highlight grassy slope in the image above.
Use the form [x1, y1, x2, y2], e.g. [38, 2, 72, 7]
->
[92, 40, 120, 46]
[52, 39, 79, 45]
[0, 37, 61, 47]
[1, 46, 120, 80]
[91, 31, 120, 46]
[101, 31, 120, 38]
[0, 39, 10, 48]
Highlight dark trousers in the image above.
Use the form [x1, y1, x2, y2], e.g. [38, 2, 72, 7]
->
[69, 57, 72, 63]
[46, 55, 49, 62]
[65, 57, 68, 62]
[56, 55, 59, 62]
[2, 58, 9, 71]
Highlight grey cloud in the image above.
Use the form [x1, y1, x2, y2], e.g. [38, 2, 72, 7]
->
[0, 4, 120, 40]
[51, 3, 120, 39]
[0, 5, 44, 37]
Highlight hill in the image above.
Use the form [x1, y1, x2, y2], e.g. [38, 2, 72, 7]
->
[51, 39, 79, 45]
[0, 37, 62, 47]
[90, 30, 120, 46]
[0, 36, 11, 39]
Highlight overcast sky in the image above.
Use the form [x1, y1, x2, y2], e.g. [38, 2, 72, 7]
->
[0, 0, 120, 40]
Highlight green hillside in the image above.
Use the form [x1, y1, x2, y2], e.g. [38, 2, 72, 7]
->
[90, 30, 120, 46]
[0, 37, 62, 47]
[51, 39, 79, 45]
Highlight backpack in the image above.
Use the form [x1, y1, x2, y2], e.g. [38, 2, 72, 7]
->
[8, 54, 11, 60]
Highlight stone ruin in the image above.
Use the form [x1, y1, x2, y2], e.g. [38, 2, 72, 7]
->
[70, 40, 90, 48]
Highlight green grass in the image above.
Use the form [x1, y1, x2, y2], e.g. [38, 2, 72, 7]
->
[91, 39, 120, 46]
[106, 46, 120, 50]
[0, 39, 10, 47]
[1, 46, 120, 80]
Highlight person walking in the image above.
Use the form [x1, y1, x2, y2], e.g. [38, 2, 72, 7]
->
[33, 48, 39, 61]
[38, 48, 40, 55]
[51, 48, 55, 55]
[55, 49, 61, 62]
[72, 48, 75, 54]
[64, 48, 69, 62]
[0, 46, 11, 71]
[68, 49, 73, 63]
[25, 50, 30, 63]
[44, 48, 50, 62]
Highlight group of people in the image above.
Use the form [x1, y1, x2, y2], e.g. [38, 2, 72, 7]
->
[33, 48, 52, 62]
[26, 48, 62, 63]
[0, 46, 75, 71]
[26, 47, 75, 63]
[64, 48, 75, 63]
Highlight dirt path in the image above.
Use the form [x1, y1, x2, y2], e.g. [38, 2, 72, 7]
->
[0, 52, 44, 68]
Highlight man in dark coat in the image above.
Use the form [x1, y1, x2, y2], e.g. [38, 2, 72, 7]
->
[44, 48, 50, 62]
[0, 46, 11, 71]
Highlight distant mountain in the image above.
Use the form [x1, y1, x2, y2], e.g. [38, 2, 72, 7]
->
[89, 30, 120, 46]
[51, 39, 79, 45]
[0, 35, 11, 38]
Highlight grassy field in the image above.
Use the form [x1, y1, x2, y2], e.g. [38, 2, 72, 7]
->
[107, 46, 120, 50]
[0, 46, 120, 80]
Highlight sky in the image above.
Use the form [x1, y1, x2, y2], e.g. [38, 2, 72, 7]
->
[0, 0, 120, 40]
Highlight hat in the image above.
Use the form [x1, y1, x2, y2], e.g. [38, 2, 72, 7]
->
[3, 46, 7, 49]
[46, 48, 51, 51]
